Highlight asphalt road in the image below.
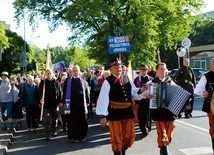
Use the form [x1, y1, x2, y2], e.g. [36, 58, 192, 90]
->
[7, 97, 213, 155]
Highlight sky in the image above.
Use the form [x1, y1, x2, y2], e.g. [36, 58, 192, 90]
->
[0, 0, 214, 49]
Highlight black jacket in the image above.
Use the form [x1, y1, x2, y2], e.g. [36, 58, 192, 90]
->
[39, 78, 63, 108]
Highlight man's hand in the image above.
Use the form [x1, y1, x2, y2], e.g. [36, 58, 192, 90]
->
[203, 91, 209, 98]
[59, 103, 63, 107]
[143, 91, 153, 99]
[40, 99, 44, 104]
[185, 80, 188, 83]
[140, 85, 149, 93]
[100, 117, 107, 127]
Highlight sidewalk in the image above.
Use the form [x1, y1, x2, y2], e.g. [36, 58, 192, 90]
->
[0, 119, 19, 155]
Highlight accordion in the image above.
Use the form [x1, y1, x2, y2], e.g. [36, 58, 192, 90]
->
[149, 82, 191, 116]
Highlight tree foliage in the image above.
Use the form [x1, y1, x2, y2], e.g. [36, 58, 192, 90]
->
[189, 15, 214, 46]
[13, 0, 205, 69]
[0, 24, 9, 49]
[0, 29, 33, 74]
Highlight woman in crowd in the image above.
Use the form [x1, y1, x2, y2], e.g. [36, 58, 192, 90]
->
[10, 76, 23, 126]
[0, 71, 18, 131]
[21, 76, 40, 132]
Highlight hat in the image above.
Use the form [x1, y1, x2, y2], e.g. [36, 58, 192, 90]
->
[109, 58, 122, 67]
[140, 65, 148, 70]
[94, 70, 101, 75]
[1, 71, 9, 77]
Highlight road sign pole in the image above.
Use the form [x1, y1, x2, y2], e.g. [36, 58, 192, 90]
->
[114, 27, 122, 59]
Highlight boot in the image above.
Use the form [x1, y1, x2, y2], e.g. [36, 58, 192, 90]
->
[211, 138, 214, 151]
[113, 151, 121, 155]
[121, 146, 127, 155]
[1, 122, 7, 131]
[160, 145, 169, 155]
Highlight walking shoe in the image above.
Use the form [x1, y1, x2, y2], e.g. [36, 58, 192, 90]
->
[81, 138, 86, 142]
[73, 139, 80, 143]
[185, 115, 190, 119]
[45, 134, 50, 141]
[52, 132, 57, 137]
[33, 128, 36, 133]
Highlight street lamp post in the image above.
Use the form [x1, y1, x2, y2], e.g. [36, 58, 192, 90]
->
[20, 10, 28, 74]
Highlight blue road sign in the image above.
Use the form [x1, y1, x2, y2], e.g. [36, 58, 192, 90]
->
[108, 36, 131, 54]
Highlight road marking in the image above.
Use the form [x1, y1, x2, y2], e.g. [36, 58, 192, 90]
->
[175, 120, 209, 133]
[179, 147, 212, 155]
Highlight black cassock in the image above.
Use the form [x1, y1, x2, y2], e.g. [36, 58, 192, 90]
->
[67, 78, 88, 140]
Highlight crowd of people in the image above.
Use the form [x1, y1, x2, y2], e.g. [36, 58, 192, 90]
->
[0, 57, 214, 155]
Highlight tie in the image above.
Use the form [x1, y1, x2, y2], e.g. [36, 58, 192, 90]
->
[114, 77, 123, 85]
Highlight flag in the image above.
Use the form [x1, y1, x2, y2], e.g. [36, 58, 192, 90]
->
[128, 60, 133, 81]
[40, 44, 52, 121]
[157, 48, 161, 63]
[46, 45, 52, 70]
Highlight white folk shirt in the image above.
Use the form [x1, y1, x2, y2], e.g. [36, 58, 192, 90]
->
[194, 75, 207, 96]
[96, 79, 146, 116]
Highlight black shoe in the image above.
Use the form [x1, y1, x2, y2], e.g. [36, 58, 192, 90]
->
[142, 131, 149, 138]
[178, 113, 182, 118]
[185, 115, 190, 119]
[160, 146, 169, 155]
[45, 135, 50, 141]
[113, 151, 121, 155]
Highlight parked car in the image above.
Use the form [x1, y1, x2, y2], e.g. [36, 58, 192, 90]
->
[168, 68, 208, 83]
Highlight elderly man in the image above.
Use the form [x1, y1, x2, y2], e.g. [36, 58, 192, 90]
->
[63, 65, 89, 142]
[40, 69, 63, 141]
[96, 58, 149, 155]
[176, 58, 196, 118]
[194, 58, 214, 153]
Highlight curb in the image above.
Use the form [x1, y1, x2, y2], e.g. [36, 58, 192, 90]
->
[0, 120, 19, 155]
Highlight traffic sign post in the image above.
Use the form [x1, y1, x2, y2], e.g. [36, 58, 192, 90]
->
[114, 27, 122, 59]
[108, 36, 131, 54]
[20, 50, 28, 73]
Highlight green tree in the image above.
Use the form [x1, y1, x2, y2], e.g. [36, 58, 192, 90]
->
[0, 24, 9, 49]
[189, 15, 214, 46]
[0, 29, 33, 74]
[13, 0, 204, 68]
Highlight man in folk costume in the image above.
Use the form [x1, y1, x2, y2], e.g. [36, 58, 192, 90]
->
[96, 58, 149, 155]
[63, 65, 89, 143]
[40, 69, 63, 141]
[133, 64, 153, 137]
[194, 58, 214, 153]
[151, 62, 176, 155]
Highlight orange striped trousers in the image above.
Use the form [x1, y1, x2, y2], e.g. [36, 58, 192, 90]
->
[155, 121, 174, 147]
[108, 119, 136, 152]
[207, 113, 214, 137]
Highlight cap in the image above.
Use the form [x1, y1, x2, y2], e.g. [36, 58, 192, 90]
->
[140, 65, 148, 70]
[109, 58, 122, 68]
[1, 71, 9, 77]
